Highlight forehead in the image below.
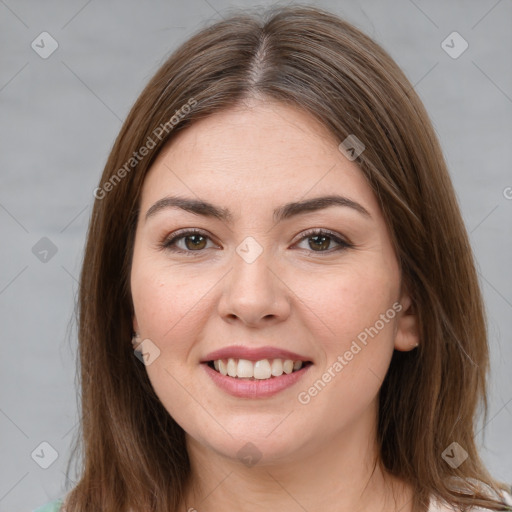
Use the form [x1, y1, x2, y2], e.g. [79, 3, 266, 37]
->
[139, 99, 379, 218]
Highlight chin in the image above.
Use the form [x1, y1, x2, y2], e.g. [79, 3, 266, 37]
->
[184, 416, 317, 468]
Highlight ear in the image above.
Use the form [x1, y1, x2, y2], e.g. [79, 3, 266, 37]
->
[394, 288, 420, 352]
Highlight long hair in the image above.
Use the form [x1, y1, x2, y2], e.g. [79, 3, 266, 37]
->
[64, 5, 511, 511]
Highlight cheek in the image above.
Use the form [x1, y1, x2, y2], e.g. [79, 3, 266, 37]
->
[132, 267, 208, 344]
[296, 263, 399, 410]
[295, 264, 399, 411]
[130, 260, 214, 426]
[297, 262, 399, 348]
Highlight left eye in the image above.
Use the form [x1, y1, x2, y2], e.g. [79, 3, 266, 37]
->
[295, 229, 351, 253]
[160, 229, 351, 255]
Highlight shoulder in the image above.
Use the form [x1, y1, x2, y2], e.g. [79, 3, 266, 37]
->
[32, 498, 64, 512]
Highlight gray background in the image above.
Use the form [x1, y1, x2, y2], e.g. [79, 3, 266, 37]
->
[0, 0, 511, 510]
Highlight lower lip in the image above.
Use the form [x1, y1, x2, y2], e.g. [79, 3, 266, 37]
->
[202, 363, 312, 398]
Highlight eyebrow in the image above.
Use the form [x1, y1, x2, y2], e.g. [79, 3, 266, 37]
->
[144, 194, 371, 224]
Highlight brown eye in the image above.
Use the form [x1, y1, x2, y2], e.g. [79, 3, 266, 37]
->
[295, 229, 352, 253]
[183, 234, 207, 250]
[160, 228, 352, 257]
[161, 229, 215, 255]
[308, 234, 332, 251]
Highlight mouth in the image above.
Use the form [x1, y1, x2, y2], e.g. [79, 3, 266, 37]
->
[200, 345, 313, 397]
[204, 358, 313, 380]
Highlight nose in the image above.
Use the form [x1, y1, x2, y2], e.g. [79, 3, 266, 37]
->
[217, 248, 291, 328]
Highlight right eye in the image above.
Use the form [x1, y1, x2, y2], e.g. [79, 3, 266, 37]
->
[159, 229, 218, 255]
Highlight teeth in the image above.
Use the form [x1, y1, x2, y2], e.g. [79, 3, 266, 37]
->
[211, 358, 305, 380]
[218, 359, 228, 376]
[254, 359, 271, 379]
[283, 360, 294, 374]
[237, 359, 253, 378]
[271, 359, 283, 376]
[227, 358, 237, 377]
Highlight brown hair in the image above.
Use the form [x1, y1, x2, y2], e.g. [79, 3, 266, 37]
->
[64, 4, 511, 511]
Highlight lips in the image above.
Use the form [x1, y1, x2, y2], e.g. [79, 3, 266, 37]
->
[200, 345, 313, 398]
[202, 361, 312, 398]
[201, 345, 312, 380]
[201, 345, 311, 363]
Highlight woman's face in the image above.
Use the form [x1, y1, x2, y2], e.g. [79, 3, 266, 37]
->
[130, 98, 418, 465]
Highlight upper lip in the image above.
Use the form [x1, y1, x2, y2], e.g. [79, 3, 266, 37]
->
[201, 345, 312, 363]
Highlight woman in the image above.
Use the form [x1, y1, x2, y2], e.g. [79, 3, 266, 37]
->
[34, 5, 512, 512]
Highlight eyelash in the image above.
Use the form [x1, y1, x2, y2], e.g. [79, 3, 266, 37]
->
[159, 228, 353, 257]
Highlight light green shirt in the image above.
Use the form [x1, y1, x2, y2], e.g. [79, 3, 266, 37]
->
[32, 498, 64, 512]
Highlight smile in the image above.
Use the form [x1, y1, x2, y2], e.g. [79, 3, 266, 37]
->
[207, 358, 311, 380]
[202, 360, 313, 398]
[200, 345, 313, 398]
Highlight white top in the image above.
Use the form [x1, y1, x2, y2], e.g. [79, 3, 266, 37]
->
[428, 489, 512, 511]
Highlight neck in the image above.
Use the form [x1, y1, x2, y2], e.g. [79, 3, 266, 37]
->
[180, 402, 413, 512]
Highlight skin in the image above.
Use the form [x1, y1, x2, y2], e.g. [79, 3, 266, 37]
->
[130, 96, 420, 512]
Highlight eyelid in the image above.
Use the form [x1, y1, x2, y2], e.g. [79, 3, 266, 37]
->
[158, 228, 218, 255]
[159, 227, 353, 255]
[293, 227, 351, 245]
[292, 228, 353, 254]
